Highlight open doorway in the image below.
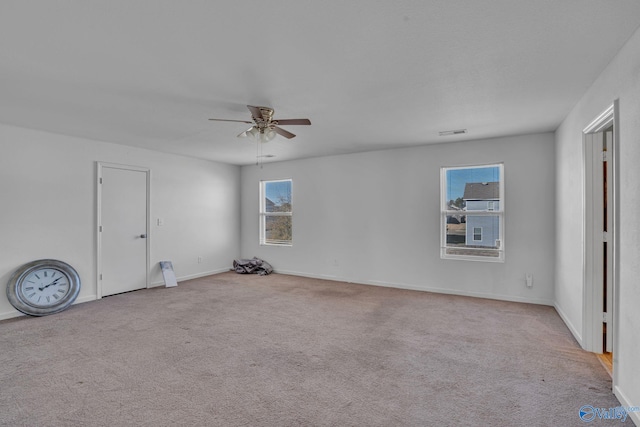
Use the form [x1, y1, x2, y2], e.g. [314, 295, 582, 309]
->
[583, 103, 617, 381]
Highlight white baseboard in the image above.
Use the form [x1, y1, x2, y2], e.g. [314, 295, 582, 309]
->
[0, 310, 23, 321]
[553, 302, 583, 347]
[150, 267, 231, 287]
[1, 268, 231, 321]
[0, 293, 99, 321]
[614, 385, 640, 426]
[274, 269, 555, 306]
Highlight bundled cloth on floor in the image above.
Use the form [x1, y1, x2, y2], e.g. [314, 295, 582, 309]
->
[233, 257, 273, 276]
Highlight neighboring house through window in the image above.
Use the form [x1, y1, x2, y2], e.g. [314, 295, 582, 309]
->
[260, 179, 292, 245]
[441, 164, 504, 261]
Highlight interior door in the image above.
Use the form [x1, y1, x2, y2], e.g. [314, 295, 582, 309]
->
[585, 131, 614, 355]
[604, 129, 614, 353]
[99, 164, 149, 297]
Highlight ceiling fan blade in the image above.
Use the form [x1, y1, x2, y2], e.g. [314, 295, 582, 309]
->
[274, 126, 296, 139]
[274, 118, 311, 126]
[208, 118, 253, 124]
[247, 105, 264, 120]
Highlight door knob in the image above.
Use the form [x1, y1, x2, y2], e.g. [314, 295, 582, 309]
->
[139, 234, 147, 238]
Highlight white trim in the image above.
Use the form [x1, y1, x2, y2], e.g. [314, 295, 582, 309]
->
[583, 104, 614, 134]
[149, 267, 231, 287]
[259, 178, 293, 246]
[96, 162, 151, 299]
[611, 100, 621, 389]
[0, 309, 24, 321]
[0, 294, 98, 321]
[275, 269, 555, 306]
[440, 163, 505, 262]
[0, 269, 233, 321]
[554, 303, 583, 346]
[613, 385, 640, 426]
[581, 101, 619, 388]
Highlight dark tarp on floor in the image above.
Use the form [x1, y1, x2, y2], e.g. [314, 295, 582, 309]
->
[232, 257, 273, 276]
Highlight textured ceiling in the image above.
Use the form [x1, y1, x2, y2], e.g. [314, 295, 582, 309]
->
[1, 1, 640, 165]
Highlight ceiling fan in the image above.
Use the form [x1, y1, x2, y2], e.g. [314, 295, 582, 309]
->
[209, 105, 311, 142]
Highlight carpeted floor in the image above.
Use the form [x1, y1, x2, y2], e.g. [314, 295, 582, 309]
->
[0, 272, 627, 426]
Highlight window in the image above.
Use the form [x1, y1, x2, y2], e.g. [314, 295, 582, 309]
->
[260, 179, 292, 245]
[441, 163, 504, 261]
[473, 227, 482, 241]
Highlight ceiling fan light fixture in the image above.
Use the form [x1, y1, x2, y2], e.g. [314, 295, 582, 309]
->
[247, 126, 260, 139]
[263, 128, 276, 142]
[212, 105, 311, 146]
[244, 126, 277, 142]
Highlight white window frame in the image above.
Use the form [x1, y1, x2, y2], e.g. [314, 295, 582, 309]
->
[440, 163, 504, 262]
[260, 179, 292, 246]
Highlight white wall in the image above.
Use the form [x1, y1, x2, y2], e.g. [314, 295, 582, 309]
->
[0, 124, 240, 320]
[241, 133, 556, 305]
[555, 25, 640, 419]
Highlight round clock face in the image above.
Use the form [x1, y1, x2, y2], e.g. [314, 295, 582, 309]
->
[6, 259, 81, 316]
[20, 267, 72, 307]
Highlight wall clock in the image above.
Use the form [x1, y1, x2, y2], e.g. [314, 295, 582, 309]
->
[6, 259, 81, 316]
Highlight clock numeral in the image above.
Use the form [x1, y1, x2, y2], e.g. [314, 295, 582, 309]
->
[46, 296, 50, 303]
[52, 271, 57, 278]
[44, 271, 48, 278]
[25, 286, 34, 291]
[38, 296, 42, 302]
[52, 294, 60, 300]
[35, 273, 41, 279]
[27, 280, 35, 284]
[57, 289, 65, 293]
[28, 292, 36, 298]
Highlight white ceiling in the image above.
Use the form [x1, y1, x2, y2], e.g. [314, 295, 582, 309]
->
[2, 1, 640, 166]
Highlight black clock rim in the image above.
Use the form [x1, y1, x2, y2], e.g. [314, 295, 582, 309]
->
[6, 259, 81, 317]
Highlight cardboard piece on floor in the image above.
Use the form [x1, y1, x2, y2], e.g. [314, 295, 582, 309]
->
[160, 261, 178, 287]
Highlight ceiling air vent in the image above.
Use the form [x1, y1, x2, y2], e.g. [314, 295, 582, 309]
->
[439, 129, 467, 136]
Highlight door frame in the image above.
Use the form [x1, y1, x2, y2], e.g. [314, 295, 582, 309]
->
[582, 101, 619, 379]
[96, 162, 151, 299]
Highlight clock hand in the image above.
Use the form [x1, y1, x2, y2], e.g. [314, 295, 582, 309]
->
[39, 277, 63, 291]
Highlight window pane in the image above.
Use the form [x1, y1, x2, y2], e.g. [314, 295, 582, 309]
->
[265, 216, 292, 244]
[445, 214, 501, 258]
[442, 163, 503, 261]
[446, 214, 466, 245]
[445, 166, 500, 210]
[264, 181, 291, 213]
[473, 227, 482, 241]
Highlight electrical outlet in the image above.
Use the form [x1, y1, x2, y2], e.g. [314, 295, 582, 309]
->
[525, 273, 533, 288]
[198, 256, 203, 264]
[157, 218, 164, 226]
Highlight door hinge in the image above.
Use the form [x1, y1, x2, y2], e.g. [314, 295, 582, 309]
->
[602, 151, 609, 162]
[603, 312, 611, 323]
[603, 231, 608, 242]
[99, 225, 103, 232]
[99, 177, 103, 184]
[99, 274, 103, 280]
